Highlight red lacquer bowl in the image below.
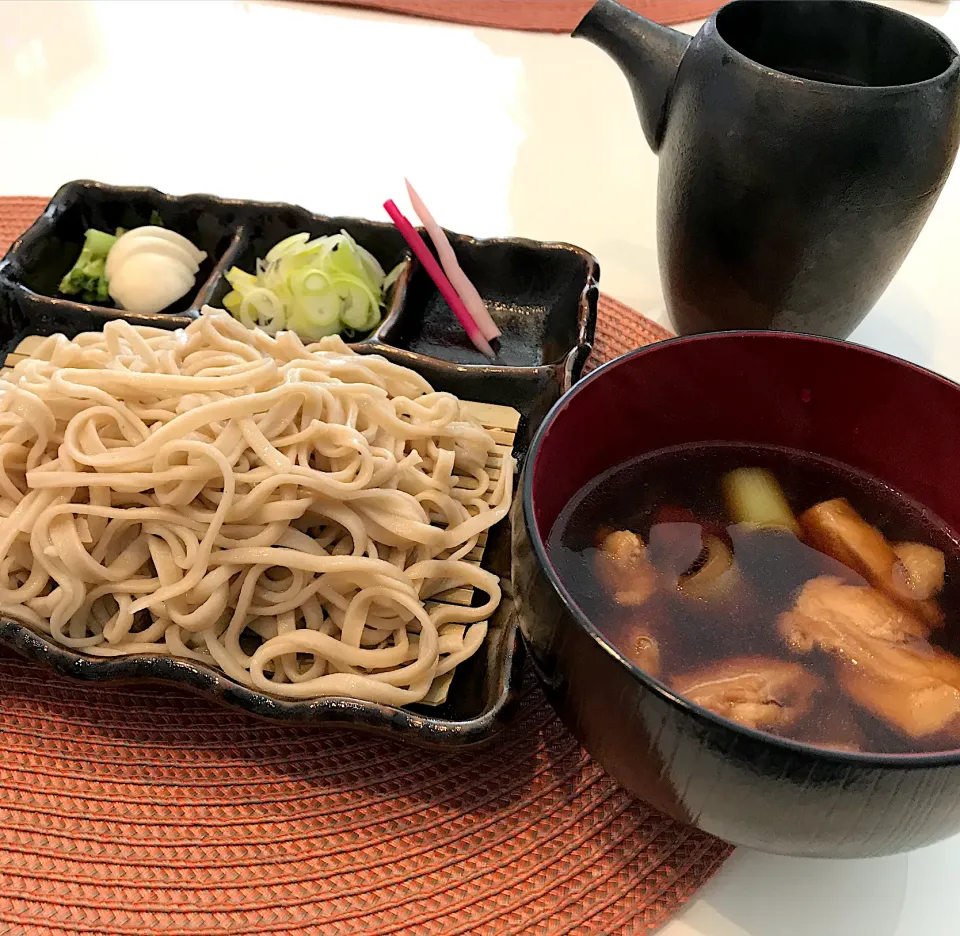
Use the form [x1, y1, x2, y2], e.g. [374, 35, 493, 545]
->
[512, 331, 960, 857]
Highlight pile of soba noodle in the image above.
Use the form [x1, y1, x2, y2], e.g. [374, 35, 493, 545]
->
[0, 308, 513, 704]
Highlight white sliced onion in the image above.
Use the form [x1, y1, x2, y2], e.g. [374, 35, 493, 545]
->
[118, 226, 204, 263]
[108, 253, 196, 315]
[106, 235, 199, 280]
[104, 225, 207, 315]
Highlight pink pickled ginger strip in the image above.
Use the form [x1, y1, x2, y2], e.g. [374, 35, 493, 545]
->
[383, 200, 495, 361]
[405, 180, 501, 342]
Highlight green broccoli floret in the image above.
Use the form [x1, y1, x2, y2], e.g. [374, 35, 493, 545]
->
[96, 262, 110, 301]
[58, 228, 117, 303]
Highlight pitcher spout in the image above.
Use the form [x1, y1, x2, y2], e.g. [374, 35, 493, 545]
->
[573, 0, 690, 152]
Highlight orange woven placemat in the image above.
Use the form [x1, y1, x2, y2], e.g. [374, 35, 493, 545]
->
[317, 0, 719, 32]
[0, 196, 726, 936]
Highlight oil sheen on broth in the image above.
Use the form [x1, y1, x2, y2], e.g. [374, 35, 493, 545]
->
[547, 443, 960, 755]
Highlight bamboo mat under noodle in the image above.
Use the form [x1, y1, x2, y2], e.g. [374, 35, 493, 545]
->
[317, 0, 721, 32]
[0, 196, 726, 936]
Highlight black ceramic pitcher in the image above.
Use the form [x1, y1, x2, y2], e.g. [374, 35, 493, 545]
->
[575, 0, 960, 338]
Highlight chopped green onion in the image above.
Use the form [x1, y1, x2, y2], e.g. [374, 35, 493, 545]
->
[382, 261, 405, 292]
[265, 232, 310, 263]
[239, 288, 285, 335]
[226, 267, 257, 292]
[221, 229, 402, 341]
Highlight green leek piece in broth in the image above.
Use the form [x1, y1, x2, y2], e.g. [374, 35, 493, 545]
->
[723, 467, 800, 534]
[222, 230, 404, 340]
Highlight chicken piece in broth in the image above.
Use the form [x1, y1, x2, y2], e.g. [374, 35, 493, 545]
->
[778, 576, 930, 652]
[594, 530, 657, 606]
[671, 657, 821, 731]
[893, 542, 946, 603]
[779, 576, 960, 738]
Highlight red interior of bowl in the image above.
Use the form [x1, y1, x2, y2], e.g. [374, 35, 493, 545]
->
[530, 332, 960, 540]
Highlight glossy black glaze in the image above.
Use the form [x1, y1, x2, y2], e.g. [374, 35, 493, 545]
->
[0, 180, 600, 745]
[1, 183, 597, 460]
[0, 513, 522, 748]
[384, 231, 596, 368]
[575, 0, 960, 338]
[0, 181, 243, 320]
[513, 333, 960, 857]
[0, 582, 523, 749]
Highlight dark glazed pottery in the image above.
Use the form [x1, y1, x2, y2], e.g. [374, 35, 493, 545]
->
[0, 505, 522, 750]
[575, 0, 960, 338]
[0, 180, 600, 746]
[1, 181, 599, 465]
[513, 332, 960, 856]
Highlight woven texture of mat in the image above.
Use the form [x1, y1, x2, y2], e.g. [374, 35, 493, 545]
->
[319, 0, 719, 32]
[0, 196, 726, 936]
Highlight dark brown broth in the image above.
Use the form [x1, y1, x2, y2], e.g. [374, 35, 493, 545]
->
[546, 442, 960, 754]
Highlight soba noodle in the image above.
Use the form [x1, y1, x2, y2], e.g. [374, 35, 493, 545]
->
[0, 308, 514, 705]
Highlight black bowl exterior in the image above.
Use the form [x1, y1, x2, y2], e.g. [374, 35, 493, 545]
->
[514, 333, 960, 857]
[0, 179, 599, 745]
[514, 504, 960, 856]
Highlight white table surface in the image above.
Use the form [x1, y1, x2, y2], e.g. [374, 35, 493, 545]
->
[1, 0, 958, 932]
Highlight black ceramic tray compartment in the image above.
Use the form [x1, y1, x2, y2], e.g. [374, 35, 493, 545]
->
[0, 180, 599, 746]
[382, 231, 594, 367]
[0, 180, 599, 460]
[0, 182, 240, 321]
[204, 204, 415, 331]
